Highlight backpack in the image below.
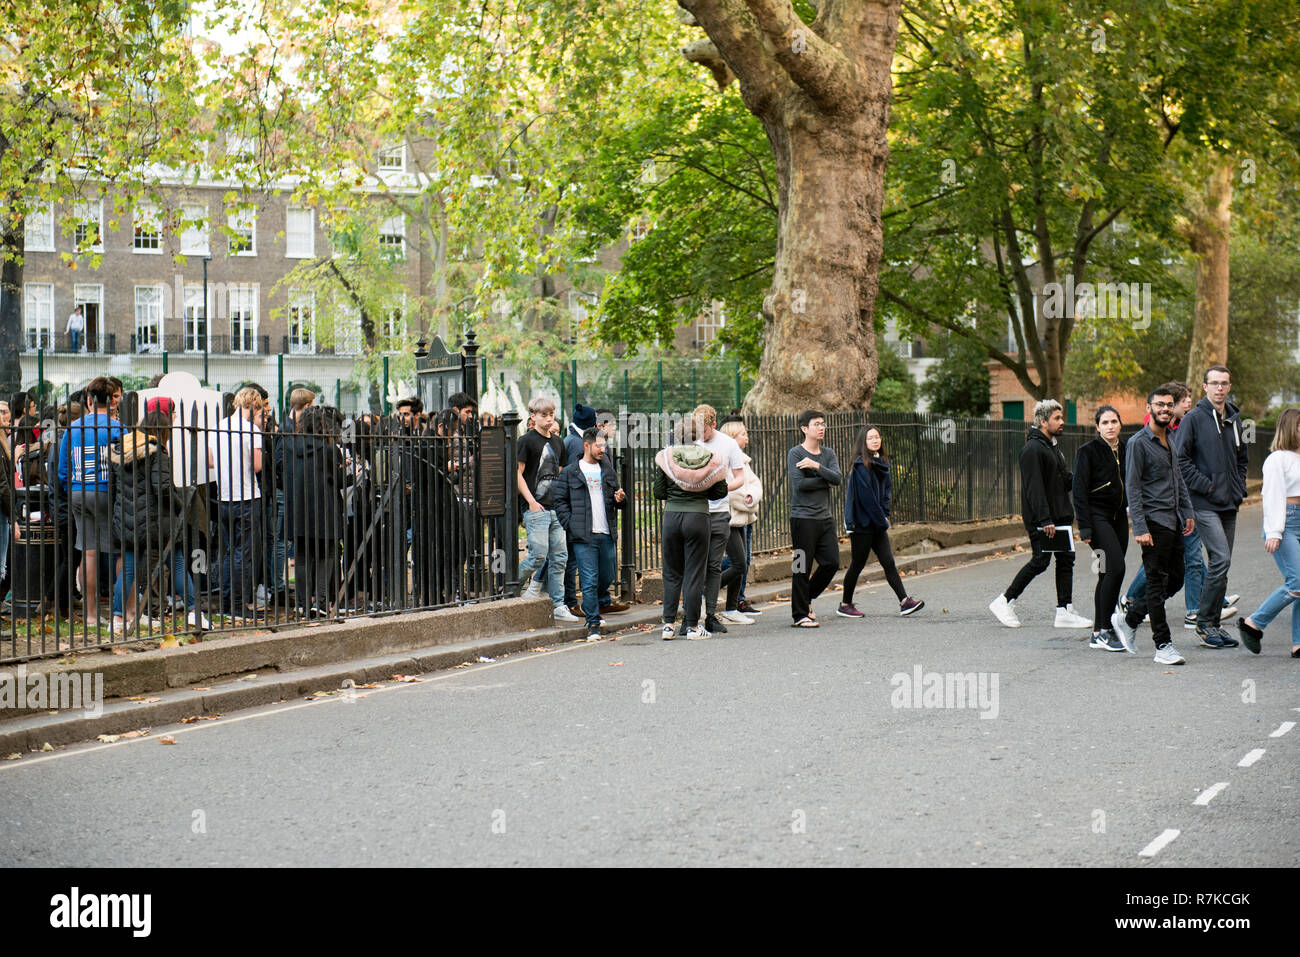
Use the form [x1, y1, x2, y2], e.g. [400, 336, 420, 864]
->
[534, 440, 560, 508]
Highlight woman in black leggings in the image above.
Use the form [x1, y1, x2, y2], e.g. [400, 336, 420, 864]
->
[1073, 405, 1128, 652]
[838, 425, 924, 618]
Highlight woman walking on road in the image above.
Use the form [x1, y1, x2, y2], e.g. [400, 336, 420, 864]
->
[837, 425, 923, 619]
[1074, 405, 1129, 652]
[1237, 408, 1300, 657]
[655, 417, 729, 641]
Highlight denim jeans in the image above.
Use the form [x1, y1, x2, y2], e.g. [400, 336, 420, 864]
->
[1247, 504, 1300, 648]
[1125, 527, 1204, 616]
[0, 515, 9, 581]
[218, 499, 260, 611]
[262, 489, 287, 594]
[1194, 508, 1237, 627]
[70, 330, 82, 353]
[518, 509, 566, 606]
[573, 533, 616, 631]
[113, 549, 198, 617]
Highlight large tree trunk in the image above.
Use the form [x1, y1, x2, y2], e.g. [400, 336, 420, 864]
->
[1182, 160, 1233, 384]
[0, 216, 25, 394]
[680, 0, 901, 415]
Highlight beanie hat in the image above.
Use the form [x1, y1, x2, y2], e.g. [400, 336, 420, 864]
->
[572, 403, 597, 430]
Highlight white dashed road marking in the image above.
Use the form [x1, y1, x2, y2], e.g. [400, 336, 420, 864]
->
[1269, 721, 1295, 738]
[1193, 782, 1229, 806]
[1139, 829, 1180, 858]
[1238, 748, 1266, 768]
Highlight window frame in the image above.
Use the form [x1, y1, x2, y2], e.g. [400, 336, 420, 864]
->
[228, 208, 257, 257]
[70, 199, 104, 254]
[228, 286, 258, 354]
[285, 206, 315, 259]
[288, 290, 316, 354]
[24, 201, 55, 252]
[23, 282, 55, 351]
[133, 203, 163, 254]
[134, 284, 165, 353]
[180, 202, 210, 256]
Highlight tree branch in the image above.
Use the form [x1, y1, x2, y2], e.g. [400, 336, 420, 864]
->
[741, 0, 857, 111]
[678, 0, 786, 116]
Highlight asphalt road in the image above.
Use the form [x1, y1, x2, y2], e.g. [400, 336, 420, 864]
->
[2, 503, 1296, 867]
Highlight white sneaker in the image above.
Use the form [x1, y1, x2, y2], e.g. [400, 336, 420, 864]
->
[720, 609, 754, 625]
[989, 594, 1020, 628]
[254, 585, 268, 609]
[1054, 604, 1093, 629]
[1110, 610, 1138, 654]
[187, 610, 211, 630]
[522, 580, 543, 599]
[1154, 643, 1186, 665]
[552, 605, 579, 622]
[662, 624, 677, 641]
[585, 632, 602, 643]
[685, 625, 709, 640]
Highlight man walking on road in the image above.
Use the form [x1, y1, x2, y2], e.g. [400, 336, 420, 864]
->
[516, 397, 577, 622]
[1112, 385, 1196, 664]
[788, 410, 840, 628]
[990, 400, 1093, 629]
[694, 404, 746, 633]
[1174, 365, 1248, 649]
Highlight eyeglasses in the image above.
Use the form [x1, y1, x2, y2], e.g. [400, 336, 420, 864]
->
[1150, 402, 1175, 409]
[1206, 380, 1230, 388]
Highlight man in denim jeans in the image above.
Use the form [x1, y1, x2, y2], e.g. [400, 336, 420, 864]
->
[516, 397, 577, 622]
[1174, 365, 1249, 649]
[207, 387, 267, 621]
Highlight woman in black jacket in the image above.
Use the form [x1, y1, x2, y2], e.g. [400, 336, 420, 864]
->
[838, 425, 923, 619]
[1073, 405, 1128, 651]
[109, 410, 188, 635]
[289, 406, 347, 618]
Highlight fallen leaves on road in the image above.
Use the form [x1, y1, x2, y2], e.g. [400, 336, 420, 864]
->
[608, 661, 624, 667]
[391, 674, 422, 682]
[191, 686, 212, 691]
[157, 735, 177, 745]
[181, 715, 221, 723]
[158, 636, 180, 649]
[355, 682, 383, 690]
[127, 696, 163, 703]
[3, 753, 20, 761]
[40, 742, 54, 751]
[307, 690, 337, 700]
[531, 646, 552, 653]
[121, 729, 149, 738]
[97, 734, 121, 743]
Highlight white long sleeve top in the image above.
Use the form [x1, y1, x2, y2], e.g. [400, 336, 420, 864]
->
[1260, 449, 1300, 540]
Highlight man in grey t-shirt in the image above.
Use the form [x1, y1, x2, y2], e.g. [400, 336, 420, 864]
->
[788, 410, 841, 627]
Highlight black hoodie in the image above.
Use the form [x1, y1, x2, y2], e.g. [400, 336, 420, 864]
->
[1019, 427, 1073, 533]
[1173, 397, 1249, 512]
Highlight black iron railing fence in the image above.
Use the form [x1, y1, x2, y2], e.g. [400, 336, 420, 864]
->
[0, 411, 523, 663]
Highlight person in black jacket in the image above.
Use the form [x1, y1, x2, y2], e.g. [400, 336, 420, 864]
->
[990, 400, 1092, 629]
[288, 406, 347, 618]
[1173, 364, 1249, 646]
[554, 427, 626, 641]
[1074, 406, 1128, 651]
[108, 410, 188, 635]
[837, 425, 923, 619]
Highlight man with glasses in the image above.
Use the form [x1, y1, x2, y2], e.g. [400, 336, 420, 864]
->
[1172, 364, 1249, 648]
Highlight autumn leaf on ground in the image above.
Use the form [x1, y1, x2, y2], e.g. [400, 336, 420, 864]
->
[158, 636, 180, 649]
[110, 647, 130, 656]
[191, 686, 212, 691]
[3, 753, 20, 761]
[355, 683, 382, 689]
[157, 735, 177, 745]
[391, 674, 422, 682]
[40, 743, 54, 751]
[307, 690, 335, 699]
[531, 646, 552, 653]
[182, 715, 220, 723]
[96, 734, 121, 743]
[121, 729, 149, 739]
[608, 661, 624, 667]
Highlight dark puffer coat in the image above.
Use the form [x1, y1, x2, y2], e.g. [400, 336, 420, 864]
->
[110, 431, 182, 552]
[287, 434, 346, 542]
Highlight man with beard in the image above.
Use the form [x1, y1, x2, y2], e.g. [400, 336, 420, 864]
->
[1111, 384, 1196, 664]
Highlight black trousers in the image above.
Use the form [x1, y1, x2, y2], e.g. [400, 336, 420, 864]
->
[1088, 513, 1128, 630]
[718, 526, 749, 611]
[842, 528, 907, 605]
[1005, 526, 1074, 606]
[662, 511, 710, 629]
[790, 517, 839, 620]
[1126, 522, 1185, 648]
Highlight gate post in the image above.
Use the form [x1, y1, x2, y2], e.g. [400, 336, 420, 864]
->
[461, 327, 480, 400]
[502, 409, 521, 596]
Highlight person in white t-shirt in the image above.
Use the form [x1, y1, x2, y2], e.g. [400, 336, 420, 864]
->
[206, 386, 266, 618]
[554, 427, 626, 641]
[66, 305, 85, 353]
[692, 404, 747, 632]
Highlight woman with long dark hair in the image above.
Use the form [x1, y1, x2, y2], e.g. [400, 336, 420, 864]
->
[838, 425, 923, 619]
[1073, 404, 1128, 652]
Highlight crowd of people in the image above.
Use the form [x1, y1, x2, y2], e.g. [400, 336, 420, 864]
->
[4, 361, 1296, 666]
[989, 365, 1300, 663]
[0, 376, 491, 636]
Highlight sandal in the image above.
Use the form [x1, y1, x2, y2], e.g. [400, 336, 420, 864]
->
[1291, 646, 1300, 658]
[792, 616, 819, 628]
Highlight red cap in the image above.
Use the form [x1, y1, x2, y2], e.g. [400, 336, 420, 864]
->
[146, 397, 175, 416]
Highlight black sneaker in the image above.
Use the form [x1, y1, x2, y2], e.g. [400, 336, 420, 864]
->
[705, 615, 728, 634]
[1238, 618, 1262, 654]
[737, 600, 762, 615]
[899, 597, 924, 616]
[1213, 626, 1238, 648]
[1197, 626, 1227, 649]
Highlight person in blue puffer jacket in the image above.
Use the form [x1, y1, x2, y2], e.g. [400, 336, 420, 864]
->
[838, 425, 924, 619]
